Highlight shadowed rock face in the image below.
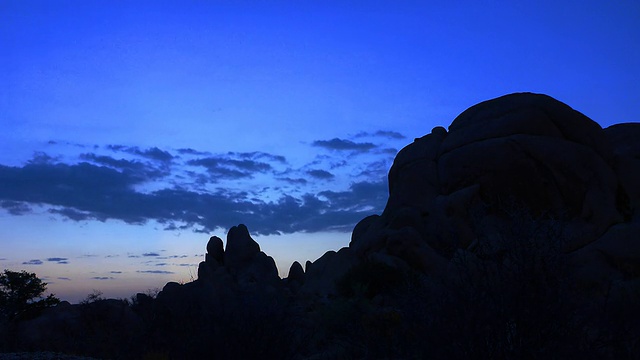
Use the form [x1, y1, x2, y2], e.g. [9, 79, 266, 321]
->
[604, 123, 640, 219]
[351, 92, 639, 291]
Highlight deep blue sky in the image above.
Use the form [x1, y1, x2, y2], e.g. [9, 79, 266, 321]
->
[1, 1, 638, 302]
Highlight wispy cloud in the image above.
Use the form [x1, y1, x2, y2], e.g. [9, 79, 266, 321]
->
[22, 259, 43, 265]
[354, 130, 406, 140]
[312, 138, 377, 152]
[176, 148, 210, 156]
[137, 270, 175, 274]
[0, 200, 31, 215]
[307, 169, 335, 180]
[46, 257, 69, 264]
[227, 151, 287, 164]
[79, 153, 169, 181]
[187, 156, 273, 181]
[106, 145, 174, 163]
[278, 177, 308, 185]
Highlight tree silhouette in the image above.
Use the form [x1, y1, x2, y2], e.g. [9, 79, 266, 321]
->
[0, 269, 60, 320]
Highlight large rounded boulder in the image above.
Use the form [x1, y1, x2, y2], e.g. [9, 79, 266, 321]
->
[351, 93, 638, 287]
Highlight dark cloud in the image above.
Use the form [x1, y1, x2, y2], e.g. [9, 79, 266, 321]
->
[57, 277, 72, 281]
[106, 145, 127, 152]
[0, 153, 390, 236]
[307, 169, 335, 180]
[138, 147, 174, 162]
[187, 158, 253, 180]
[225, 159, 272, 172]
[312, 138, 376, 152]
[157, 255, 188, 259]
[163, 223, 192, 231]
[137, 270, 175, 274]
[188, 156, 273, 181]
[80, 153, 141, 170]
[142, 252, 160, 257]
[110, 271, 123, 274]
[355, 130, 406, 139]
[278, 177, 308, 185]
[0, 160, 153, 224]
[91, 276, 115, 280]
[177, 148, 209, 156]
[29, 152, 57, 164]
[79, 153, 168, 180]
[46, 257, 69, 264]
[22, 259, 43, 265]
[228, 151, 287, 164]
[48, 208, 93, 221]
[0, 200, 31, 215]
[106, 145, 174, 163]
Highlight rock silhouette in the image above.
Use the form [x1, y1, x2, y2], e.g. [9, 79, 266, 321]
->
[3, 93, 639, 359]
[351, 92, 638, 295]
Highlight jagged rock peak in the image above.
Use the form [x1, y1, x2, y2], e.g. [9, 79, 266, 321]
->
[287, 261, 305, 284]
[206, 235, 224, 265]
[225, 224, 261, 267]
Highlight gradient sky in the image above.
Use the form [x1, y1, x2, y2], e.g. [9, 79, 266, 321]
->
[1, 1, 639, 302]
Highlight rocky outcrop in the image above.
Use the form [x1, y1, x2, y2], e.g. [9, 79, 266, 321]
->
[197, 224, 279, 288]
[286, 261, 305, 290]
[301, 247, 356, 296]
[351, 92, 639, 294]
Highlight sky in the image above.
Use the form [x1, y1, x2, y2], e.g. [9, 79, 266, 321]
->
[1, 1, 639, 303]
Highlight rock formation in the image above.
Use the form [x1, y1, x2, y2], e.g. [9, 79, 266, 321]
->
[350, 92, 639, 295]
[196, 224, 280, 287]
[6, 92, 639, 359]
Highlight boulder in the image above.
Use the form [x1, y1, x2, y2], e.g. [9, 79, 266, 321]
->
[205, 235, 224, 265]
[224, 224, 261, 269]
[351, 92, 637, 286]
[287, 261, 305, 285]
